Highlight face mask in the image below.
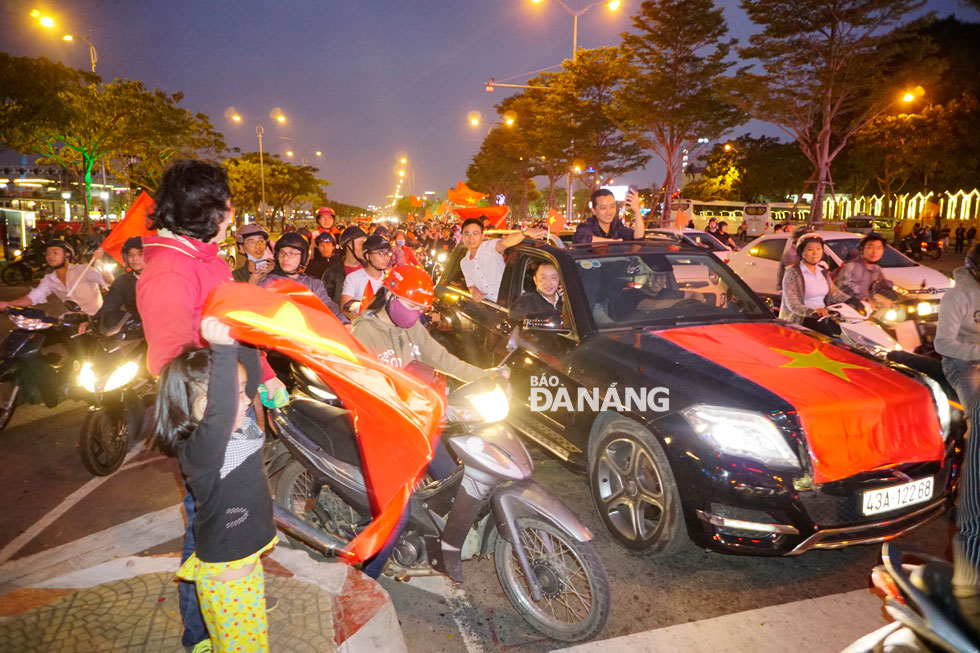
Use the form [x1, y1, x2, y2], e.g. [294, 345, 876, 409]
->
[386, 296, 422, 328]
[246, 252, 265, 263]
[396, 239, 405, 246]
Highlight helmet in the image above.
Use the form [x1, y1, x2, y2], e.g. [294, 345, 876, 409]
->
[795, 233, 825, 257]
[384, 265, 434, 309]
[121, 237, 143, 256]
[316, 206, 335, 220]
[339, 225, 367, 248]
[966, 244, 980, 284]
[274, 232, 310, 267]
[363, 234, 392, 253]
[296, 227, 312, 241]
[45, 239, 74, 260]
[314, 231, 337, 246]
[236, 223, 269, 245]
[858, 232, 887, 251]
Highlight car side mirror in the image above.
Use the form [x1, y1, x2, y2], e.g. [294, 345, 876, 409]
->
[521, 310, 569, 334]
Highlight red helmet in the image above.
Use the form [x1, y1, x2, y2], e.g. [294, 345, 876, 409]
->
[384, 265, 434, 309]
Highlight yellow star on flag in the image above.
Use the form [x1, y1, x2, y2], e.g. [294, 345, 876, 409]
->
[771, 346, 867, 382]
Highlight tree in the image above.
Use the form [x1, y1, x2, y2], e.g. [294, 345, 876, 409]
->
[224, 153, 329, 229]
[614, 0, 742, 225]
[723, 0, 936, 223]
[466, 126, 541, 218]
[684, 135, 810, 202]
[0, 53, 93, 151]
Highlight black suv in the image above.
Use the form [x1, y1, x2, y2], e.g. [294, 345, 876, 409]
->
[430, 237, 959, 556]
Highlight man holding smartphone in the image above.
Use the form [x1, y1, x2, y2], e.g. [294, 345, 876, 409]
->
[572, 187, 645, 244]
[232, 224, 274, 284]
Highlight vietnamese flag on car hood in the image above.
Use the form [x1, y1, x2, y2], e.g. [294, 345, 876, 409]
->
[654, 322, 944, 484]
[101, 191, 157, 265]
[203, 280, 445, 562]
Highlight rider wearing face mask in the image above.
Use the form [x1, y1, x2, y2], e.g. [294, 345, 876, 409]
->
[231, 224, 273, 285]
[260, 232, 348, 324]
[351, 265, 481, 383]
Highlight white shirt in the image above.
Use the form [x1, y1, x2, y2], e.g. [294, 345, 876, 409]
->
[342, 267, 385, 305]
[799, 262, 830, 310]
[28, 264, 108, 316]
[459, 239, 505, 303]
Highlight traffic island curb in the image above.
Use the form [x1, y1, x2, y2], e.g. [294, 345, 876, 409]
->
[0, 549, 406, 652]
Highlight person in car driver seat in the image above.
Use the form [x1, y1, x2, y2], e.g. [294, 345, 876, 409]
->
[509, 261, 563, 321]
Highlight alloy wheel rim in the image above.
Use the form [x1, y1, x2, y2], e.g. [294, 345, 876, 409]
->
[595, 437, 666, 543]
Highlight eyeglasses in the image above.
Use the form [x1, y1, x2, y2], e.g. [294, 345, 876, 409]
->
[370, 250, 393, 257]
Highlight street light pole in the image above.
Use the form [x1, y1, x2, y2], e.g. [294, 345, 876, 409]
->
[256, 126, 267, 227]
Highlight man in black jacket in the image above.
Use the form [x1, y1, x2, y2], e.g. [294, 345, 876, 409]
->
[509, 261, 563, 321]
[322, 226, 366, 306]
[94, 237, 144, 332]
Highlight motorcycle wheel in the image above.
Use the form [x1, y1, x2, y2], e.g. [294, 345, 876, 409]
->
[494, 516, 610, 642]
[929, 248, 942, 260]
[274, 460, 365, 560]
[79, 410, 128, 476]
[0, 382, 19, 429]
[1, 263, 25, 286]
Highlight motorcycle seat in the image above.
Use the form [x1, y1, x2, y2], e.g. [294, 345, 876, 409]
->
[280, 398, 361, 467]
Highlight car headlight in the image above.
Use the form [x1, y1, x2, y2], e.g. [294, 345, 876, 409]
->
[104, 361, 140, 392]
[680, 404, 801, 470]
[78, 361, 97, 393]
[922, 376, 951, 439]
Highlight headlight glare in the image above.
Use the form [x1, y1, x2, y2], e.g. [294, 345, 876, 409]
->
[681, 405, 801, 470]
[922, 376, 951, 439]
[78, 361, 96, 392]
[103, 361, 139, 391]
[468, 386, 509, 422]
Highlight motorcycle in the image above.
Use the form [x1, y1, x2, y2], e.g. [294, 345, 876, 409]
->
[75, 313, 154, 476]
[2, 246, 47, 286]
[843, 542, 979, 653]
[0, 305, 90, 429]
[900, 236, 943, 261]
[424, 247, 449, 281]
[266, 343, 611, 642]
[826, 299, 902, 352]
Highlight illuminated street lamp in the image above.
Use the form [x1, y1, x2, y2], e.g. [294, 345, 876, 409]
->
[227, 107, 288, 225]
[530, 0, 621, 61]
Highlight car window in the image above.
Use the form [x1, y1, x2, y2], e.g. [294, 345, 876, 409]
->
[577, 252, 769, 329]
[824, 239, 916, 268]
[750, 238, 786, 261]
[511, 253, 576, 334]
[444, 250, 468, 292]
[744, 206, 766, 216]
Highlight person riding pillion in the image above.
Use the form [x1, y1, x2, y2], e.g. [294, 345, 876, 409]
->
[341, 234, 390, 317]
[231, 223, 273, 285]
[835, 233, 897, 307]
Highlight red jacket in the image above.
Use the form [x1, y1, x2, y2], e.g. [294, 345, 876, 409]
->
[137, 232, 273, 380]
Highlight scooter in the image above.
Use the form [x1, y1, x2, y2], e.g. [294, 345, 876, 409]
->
[899, 235, 943, 261]
[842, 542, 979, 653]
[75, 313, 154, 476]
[826, 300, 902, 352]
[0, 305, 90, 429]
[266, 342, 611, 642]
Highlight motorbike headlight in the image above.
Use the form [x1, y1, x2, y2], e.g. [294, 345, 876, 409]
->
[437, 252, 447, 263]
[922, 376, 951, 439]
[884, 308, 900, 322]
[916, 301, 933, 316]
[78, 361, 97, 393]
[103, 361, 139, 392]
[469, 386, 509, 422]
[13, 249, 21, 257]
[680, 404, 801, 470]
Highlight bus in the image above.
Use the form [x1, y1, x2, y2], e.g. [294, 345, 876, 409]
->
[669, 199, 747, 230]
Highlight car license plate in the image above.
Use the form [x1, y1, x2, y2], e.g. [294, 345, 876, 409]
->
[862, 477, 933, 516]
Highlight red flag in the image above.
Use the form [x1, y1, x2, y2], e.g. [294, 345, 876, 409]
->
[410, 195, 424, 208]
[102, 191, 157, 265]
[655, 322, 944, 483]
[447, 181, 487, 206]
[547, 208, 567, 233]
[203, 280, 444, 562]
[451, 205, 510, 229]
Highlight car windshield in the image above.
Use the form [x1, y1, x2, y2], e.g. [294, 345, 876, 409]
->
[824, 239, 916, 268]
[576, 252, 771, 329]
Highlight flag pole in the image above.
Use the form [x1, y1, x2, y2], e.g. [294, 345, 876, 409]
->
[66, 250, 100, 298]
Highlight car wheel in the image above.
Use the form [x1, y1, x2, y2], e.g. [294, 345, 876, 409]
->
[589, 421, 688, 555]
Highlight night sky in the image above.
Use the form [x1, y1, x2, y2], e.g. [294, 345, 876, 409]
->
[2, 0, 975, 208]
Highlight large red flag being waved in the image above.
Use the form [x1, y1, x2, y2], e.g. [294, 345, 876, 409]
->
[203, 280, 445, 562]
[101, 191, 157, 265]
[452, 205, 510, 229]
[447, 181, 487, 207]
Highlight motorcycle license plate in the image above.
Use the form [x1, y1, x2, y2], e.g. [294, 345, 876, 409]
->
[862, 477, 933, 516]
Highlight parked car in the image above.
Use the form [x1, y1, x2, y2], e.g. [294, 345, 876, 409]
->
[725, 231, 952, 307]
[646, 228, 734, 262]
[846, 214, 897, 240]
[430, 238, 961, 556]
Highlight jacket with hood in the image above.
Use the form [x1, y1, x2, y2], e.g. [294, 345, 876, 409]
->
[137, 230, 274, 379]
[351, 309, 482, 383]
[936, 267, 980, 362]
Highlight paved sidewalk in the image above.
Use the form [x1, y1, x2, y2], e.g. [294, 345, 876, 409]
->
[0, 528, 405, 652]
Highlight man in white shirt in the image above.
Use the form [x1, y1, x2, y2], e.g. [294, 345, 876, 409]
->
[458, 218, 545, 303]
[341, 234, 391, 317]
[0, 240, 111, 316]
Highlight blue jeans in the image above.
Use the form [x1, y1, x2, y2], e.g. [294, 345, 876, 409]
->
[179, 484, 208, 647]
[944, 359, 980, 588]
[943, 357, 980, 412]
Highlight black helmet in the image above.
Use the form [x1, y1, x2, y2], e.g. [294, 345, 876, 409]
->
[122, 236, 143, 256]
[45, 239, 74, 260]
[795, 233, 825, 257]
[274, 232, 310, 267]
[339, 225, 367, 248]
[363, 234, 392, 253]
[314, 231, 336, 246]
[858, 232, 887, 251]
[966, 244, 980, 284]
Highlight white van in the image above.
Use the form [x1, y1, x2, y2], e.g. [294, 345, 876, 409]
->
[741, 204, 770, 236]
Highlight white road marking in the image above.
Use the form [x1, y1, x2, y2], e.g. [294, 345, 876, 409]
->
[554, 588, 888, 653]
[398, 574, 486, 653]
[0, 444, 163, 566]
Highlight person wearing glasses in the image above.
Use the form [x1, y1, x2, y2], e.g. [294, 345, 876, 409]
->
[260, 232, 348, 323]
[341, 234, 392, 318]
